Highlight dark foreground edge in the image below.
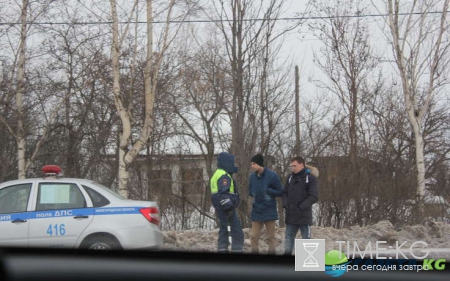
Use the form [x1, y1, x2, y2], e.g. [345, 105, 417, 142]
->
[0, 247, 449, 281]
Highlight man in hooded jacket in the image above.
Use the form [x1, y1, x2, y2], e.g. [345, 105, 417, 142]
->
[282, 156, 319, 255]
[210, 152, 244, 253]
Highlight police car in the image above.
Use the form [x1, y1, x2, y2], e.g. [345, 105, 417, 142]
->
[0, 165, 163, 250]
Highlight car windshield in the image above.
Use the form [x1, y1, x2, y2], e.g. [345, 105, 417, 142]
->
[0, 1, 449, 278]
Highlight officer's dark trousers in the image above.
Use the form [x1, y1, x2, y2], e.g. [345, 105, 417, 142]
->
[215, 207, 244, 252]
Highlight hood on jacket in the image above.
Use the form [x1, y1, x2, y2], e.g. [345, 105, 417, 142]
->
[293, 165, 319, 179]
[217, 152, 238, 174]
[305, 164, 319, 178]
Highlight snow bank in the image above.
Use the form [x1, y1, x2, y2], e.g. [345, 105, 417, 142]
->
[161, 220, 450, 258]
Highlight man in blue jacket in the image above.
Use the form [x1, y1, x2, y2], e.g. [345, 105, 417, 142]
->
[282, 156, 319, 255]
[248, 154, 283, 254]
[211, 152, 244, 253]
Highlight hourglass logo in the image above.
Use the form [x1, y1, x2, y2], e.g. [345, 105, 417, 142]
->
[303, 243, 319, 267]
[295, 239, 325, 271]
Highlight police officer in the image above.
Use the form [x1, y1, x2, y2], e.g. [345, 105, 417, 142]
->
[210, 152, 244, 253]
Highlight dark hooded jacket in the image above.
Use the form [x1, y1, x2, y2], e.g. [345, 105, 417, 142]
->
[211, 152, 239, 211]
[282, 167, 318, 225]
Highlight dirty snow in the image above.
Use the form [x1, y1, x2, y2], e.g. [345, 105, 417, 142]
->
[162, 220, 450, 259]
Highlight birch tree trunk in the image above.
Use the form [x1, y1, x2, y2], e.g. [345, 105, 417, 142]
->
[110, 0, 175, 198]
[386, 0, 450, 221]
[16, 0, 28, 179]
[110, 0, 131, 197]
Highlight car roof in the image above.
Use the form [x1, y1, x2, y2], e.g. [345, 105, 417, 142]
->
[0, 177, 94, 187]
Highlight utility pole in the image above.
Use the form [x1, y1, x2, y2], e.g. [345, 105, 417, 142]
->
[294, 65, 301, 155]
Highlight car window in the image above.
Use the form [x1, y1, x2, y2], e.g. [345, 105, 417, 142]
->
[0, 184, 32, 214]
[90, 182, 125, 200]
[36, 183, 87, 211]
[82, 185, 110, 207]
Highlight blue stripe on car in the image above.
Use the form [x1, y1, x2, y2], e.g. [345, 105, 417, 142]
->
[0, 207, 143, 222]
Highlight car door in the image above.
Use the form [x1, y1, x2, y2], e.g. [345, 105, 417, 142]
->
[28, 182, 94, 248]
[0, 183, 33, 247]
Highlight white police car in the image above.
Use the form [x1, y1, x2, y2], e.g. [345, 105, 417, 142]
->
[0, 165, 163, 250]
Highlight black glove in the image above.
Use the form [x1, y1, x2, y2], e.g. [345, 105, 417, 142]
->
[220, 198, 231, 206]
[220, 198, 234, 212]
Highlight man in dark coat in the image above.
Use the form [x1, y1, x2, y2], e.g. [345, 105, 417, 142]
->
[211, 152, 244, 253]
[282, 156, 319, 255]
[248, 154, 283, 254]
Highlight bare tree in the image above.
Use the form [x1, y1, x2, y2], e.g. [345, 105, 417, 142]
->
[383, 0, 450, 221]
[211, 0, 307, 225]
[0, 0, 64, 179]
[109, 0, 180, 198]
[166, 34, 232, 220]
[310, 0, 381, 226]
[0, 61, 18, 182]
[365, 82, 417, 225]
[34, 1, 110, 177]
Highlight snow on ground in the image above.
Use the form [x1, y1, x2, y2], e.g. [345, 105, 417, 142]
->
[162, 220, 450, 259]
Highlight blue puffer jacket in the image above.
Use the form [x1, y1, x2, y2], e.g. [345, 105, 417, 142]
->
[248, 168, 283, 222]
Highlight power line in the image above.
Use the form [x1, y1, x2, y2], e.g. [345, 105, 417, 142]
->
[0, 11, 448, 26]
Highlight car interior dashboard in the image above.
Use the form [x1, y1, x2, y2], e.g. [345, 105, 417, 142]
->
[0, 247, 449, 281]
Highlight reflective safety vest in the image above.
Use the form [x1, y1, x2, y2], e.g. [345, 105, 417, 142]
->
[210, 168, 235, 194]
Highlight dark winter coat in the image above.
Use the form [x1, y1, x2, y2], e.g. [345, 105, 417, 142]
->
[248, 168, 283, 222]
[282, 168, 318, 225]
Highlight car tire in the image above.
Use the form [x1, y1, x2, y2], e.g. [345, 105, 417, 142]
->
[82, 236, 120, 250]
